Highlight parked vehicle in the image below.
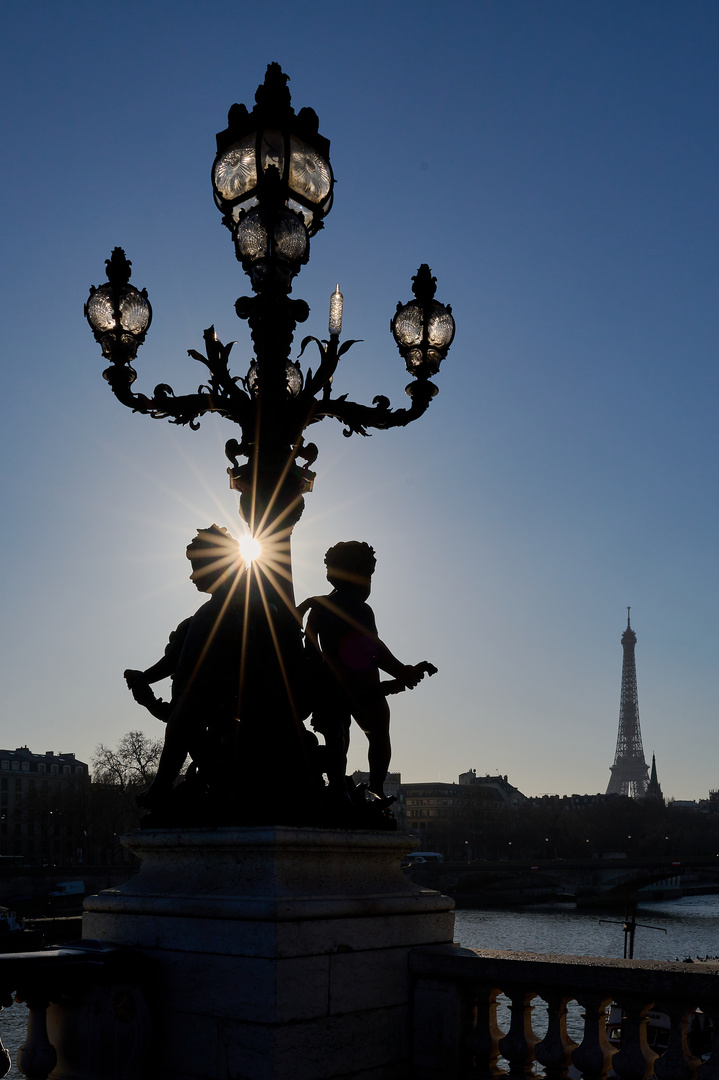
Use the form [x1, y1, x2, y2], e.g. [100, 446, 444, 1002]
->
[48, 880, 85, 899]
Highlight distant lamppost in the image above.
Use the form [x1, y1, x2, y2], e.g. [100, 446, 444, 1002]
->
[84, 65, 454, 826]
[85, 63, 454, 604]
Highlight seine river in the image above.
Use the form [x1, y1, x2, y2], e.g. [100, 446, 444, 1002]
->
[1, 895, 717, 1075]
[455, 893, 719, 961]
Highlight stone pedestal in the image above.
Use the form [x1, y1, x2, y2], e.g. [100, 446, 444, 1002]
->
[82, 827, 454, 1080]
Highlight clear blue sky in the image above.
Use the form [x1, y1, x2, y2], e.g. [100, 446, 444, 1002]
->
[1, 1, 717, 799]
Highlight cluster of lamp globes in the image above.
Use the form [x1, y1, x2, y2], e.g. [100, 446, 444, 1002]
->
[86, 73, 454, 398]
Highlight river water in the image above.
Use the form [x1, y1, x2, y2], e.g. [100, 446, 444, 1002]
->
[455, 893, 719, 961]
[1, 895, 717, 1075]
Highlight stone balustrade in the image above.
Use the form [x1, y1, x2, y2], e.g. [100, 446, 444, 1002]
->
[0, 942, 153, 1080]
[5, 935, 719, 1079]
[411, 945, 719, 1080]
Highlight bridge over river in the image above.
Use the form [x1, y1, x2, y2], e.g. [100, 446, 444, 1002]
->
[406, 855, 719, 907]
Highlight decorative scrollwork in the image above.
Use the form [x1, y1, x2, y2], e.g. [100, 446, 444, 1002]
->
[89, 245, 450, 524]
[312, 382, 436, 438]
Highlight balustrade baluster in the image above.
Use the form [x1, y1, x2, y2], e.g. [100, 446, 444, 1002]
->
[0, 994, 13, 1080]
[16, 997, 56, 1080]
[697, 1005, 719, 1080]
[571, 992, 614, 1080]
[653, 1002, 701, 1080]
[410, 946, 719, 1080]
[534, 990, 577, 1080]
[463, 984, 506, 1078]
[498, 988, 538, 1078]
[609, 995, 657, 1080]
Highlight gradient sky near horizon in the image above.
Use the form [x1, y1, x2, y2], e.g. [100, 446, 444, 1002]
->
[1, 2, 718, 801]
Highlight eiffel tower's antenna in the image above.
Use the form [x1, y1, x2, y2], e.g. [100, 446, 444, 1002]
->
[606, 610, 649, 798]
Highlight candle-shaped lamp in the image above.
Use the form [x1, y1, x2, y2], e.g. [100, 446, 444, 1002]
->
[328, 284, 343, 337]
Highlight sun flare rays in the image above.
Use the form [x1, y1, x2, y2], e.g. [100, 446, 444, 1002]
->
[239, 533, 262, 566]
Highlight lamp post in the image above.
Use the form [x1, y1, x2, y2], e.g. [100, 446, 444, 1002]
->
[85, 64, 455, 826]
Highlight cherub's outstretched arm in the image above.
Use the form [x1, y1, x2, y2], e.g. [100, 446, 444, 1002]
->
[124, 617, 192, 722]
[375, 638, 425, 687]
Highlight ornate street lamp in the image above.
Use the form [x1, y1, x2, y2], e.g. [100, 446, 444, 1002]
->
[85, 64, 455, 826]
[211, 65, 333, 289]
[392, 263, 455, 379]
[85, 247, 152, 372]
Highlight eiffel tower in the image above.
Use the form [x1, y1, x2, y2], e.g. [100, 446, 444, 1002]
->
[606, 608, 649, 798]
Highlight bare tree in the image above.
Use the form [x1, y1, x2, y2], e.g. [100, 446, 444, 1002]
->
[90, 732, 164, 857]
[92, 731, 163, 793]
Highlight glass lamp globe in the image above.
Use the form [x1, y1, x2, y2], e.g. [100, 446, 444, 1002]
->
[391, 265, 454, 378]
[212, 63, 334, 273]
[234, 205, 309, 272]
[85, 248, 152, 361]
[246, 360, 303, 398]
[214, 130, 332, 237]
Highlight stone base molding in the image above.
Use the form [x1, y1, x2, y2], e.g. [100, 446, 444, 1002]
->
[82, 827, 455, 1080]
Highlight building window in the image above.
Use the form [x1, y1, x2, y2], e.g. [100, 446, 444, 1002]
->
[1, 780, 6, 791]
[21, 762, 29, 772]
[1, 761, 8, 770]
[51, 765, 58, 775]
[11, 762, 19, 771]
[38, 763, 46, 774]
[75, 766, 84, 776]
[63, 766, 71, 776]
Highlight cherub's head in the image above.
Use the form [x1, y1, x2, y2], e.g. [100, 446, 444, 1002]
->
[324, 541, 376, 599]
[186, 525, 242, 594]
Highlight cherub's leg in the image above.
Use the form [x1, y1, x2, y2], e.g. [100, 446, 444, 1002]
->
[315, 707, 351, 791]
[357, 698, 391, 798]
[137, 701, 193, 806]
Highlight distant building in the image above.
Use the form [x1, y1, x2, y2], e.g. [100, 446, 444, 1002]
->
[403, 782, 464, 836]
[0, 747, 90, 865]
[402, 771, 526, 856]
[645, 753, 664, 802]
[458, 770, 526, 807]
[528, 792, 624, 810]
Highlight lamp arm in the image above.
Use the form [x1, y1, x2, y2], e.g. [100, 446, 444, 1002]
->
[103, 372, 234, 430]
[101, 326, 253, 431]
[147, 386, 229, 429]
[310, 380, 437, 438]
